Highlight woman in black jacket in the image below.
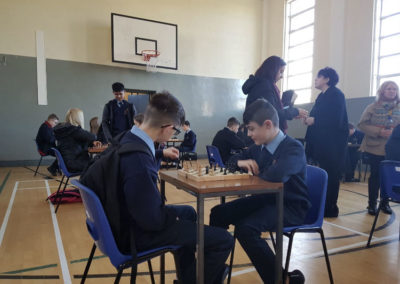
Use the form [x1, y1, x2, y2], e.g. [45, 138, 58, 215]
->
[305, 67, 349, 217]
[242, 56, 308, 132]
[54, 108, 100, 173]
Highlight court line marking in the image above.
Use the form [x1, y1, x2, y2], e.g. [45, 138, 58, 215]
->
[45, 180, 72, 284]
[324, 221, 375, 238]
[0, 171, 11, 195]
[18, 186, 58, 190]
[0, 181, 18, 247]
[231, 234, 399, 277]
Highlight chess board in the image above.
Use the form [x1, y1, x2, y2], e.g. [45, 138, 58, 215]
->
[177, 167, 251, 182]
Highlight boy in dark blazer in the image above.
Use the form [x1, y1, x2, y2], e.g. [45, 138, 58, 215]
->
[108, 92, 232, 283]
[179, 120, 196, 152]
[212, 117, 246, 163]
[35, 113, 59, 176]
[210, 99, 310, 284]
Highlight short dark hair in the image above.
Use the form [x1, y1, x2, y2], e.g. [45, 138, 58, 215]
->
[317, 67, 339, 86]
[243, 99, 279, 127]
[112, 82, 125, 92]
[144, 91, 185, 128]
[227, 117, 240, 127]
[282, 90, 295, 107]
[47, 113, 59, 121]
[348, 122, 355, 130]
[255, 56, 286, 82]
[134, 113, 144, 124]
[184, 120, 190, 126]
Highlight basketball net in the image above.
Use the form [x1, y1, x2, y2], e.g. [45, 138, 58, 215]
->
[142, 50, 160, 73]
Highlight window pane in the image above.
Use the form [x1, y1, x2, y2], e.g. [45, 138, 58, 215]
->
[381, 0, 400, 17]
[381, 15, 400, 37]
[288, 41, 313, 61]
[379, 54, 400, 75]
[291, 9, 315, 31]
[379, 76, 400, 88]
[293, 89, 312, 105]
[287, 73, 312, 90]
[380, 34, 400, 56]
[289, 26, 314, 46]
[289, 0, 315, 15]
[287, 57, 313, 76]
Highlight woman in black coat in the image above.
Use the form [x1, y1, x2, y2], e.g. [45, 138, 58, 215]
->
[54, 108, 100, 173]
[242, 56, 308, 132]
[305, 67, 349, 217]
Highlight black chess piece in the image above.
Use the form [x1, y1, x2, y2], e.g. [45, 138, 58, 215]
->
[220, 167, 223, 173]
[223, 168, 227, 175]
[205, 166, 209, 174]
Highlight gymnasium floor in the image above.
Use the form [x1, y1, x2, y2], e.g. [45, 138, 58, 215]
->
[0, 165, 399, 284]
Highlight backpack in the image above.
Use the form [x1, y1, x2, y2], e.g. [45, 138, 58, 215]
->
[79, 131, 152, 258]
[46, 188, 82, 204]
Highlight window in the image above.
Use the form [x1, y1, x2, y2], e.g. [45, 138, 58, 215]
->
[283, 0, 315, 104]
[373, 0, 400, 94]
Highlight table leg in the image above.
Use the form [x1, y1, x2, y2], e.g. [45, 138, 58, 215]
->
[196, 195, 205, 284]
[160, 179, 166, 284]
[275, 190, 283, 284]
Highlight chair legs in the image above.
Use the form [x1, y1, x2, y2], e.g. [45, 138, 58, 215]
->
[227, 230, 236, 284]
[81, 243, 97, 284]
[55, 176, 69, 213]
[318, 228, 334, 284]
[114, 268, 124, 284]
[147, 260, 155, 284]
[34, 156, 43, 176]
[367, 203, 382, 247]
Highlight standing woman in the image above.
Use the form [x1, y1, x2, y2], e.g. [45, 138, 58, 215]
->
[54, 108, 100, 173]
[242, 56, 308, 132]
[358, 81, 400, 215]
[304, 67, 349, 217]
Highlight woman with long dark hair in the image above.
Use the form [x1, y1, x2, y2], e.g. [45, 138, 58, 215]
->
[242, 56, 308, 132]
[304, 67, 349, 218]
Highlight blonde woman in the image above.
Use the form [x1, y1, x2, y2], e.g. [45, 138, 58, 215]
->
[54, 108, 100, 173]
[358, 81, 400, 215]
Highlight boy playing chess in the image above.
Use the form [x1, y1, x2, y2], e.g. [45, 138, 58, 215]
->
[210, 99, 311, 284]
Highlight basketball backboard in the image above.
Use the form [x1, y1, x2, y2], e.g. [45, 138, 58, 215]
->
[111, 13, 178, 70]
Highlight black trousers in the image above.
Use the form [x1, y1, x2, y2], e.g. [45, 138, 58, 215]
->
[210, 195, 300, 284]
[136, 205, 233, 284]
[318, 159, 342, 216]
[366, 153, 387, 205]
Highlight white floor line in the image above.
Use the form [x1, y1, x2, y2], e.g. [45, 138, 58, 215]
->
[324, 221, 374, 238]
[45, 180, 72, 284]
[231, 234, 399, 278]
[18, 179, 50, 183]
[0, 181, 18, 247]
[19, 186, 58, 190]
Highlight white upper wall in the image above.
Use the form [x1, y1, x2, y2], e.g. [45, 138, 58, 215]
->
[0, 0, 263, 79]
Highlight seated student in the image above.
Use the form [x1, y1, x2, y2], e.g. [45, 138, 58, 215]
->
[82, 92, 233, 283]
[134, 113, 144, 126]
[36, 113, 60, 176]
[210, 99, 310, 284]
[212, 117, 246, 164]
[386, 124, 400, 161]
[344, 123, 364, 182]
[54, 108, 100, 173]
[179, 120, 197, 152]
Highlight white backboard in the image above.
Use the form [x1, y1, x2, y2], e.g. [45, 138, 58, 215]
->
[112, 13, 178, 70]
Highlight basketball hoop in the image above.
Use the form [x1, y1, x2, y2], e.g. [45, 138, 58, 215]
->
[141, 50, 160, 72]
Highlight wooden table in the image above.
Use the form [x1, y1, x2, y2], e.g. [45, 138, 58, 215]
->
[159, 170, 284, 284]
[88, 145, 108, 157]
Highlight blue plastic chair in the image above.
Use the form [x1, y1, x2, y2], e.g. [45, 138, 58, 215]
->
[206, 145, 225, 168]
[51, 148, 81, 213]
[227, 165, 334, 284]
[367, 160, 400, 247]
[71, 180, 180, 284]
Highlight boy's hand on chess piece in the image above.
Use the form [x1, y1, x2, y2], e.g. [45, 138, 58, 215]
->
[163, 147, 179, 160]
[237, 159, 259, 175]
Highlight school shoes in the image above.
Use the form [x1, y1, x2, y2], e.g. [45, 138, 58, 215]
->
[380, 201, 392, 215]
[288, 269, 305, 284]
[367, 204, 377, 215]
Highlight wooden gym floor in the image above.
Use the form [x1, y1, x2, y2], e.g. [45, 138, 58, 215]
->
[0, 164, 399, 284]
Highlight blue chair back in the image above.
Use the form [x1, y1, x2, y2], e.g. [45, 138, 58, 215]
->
[380, 160, 400, 202]
[71, 180, 131, 268]
[51, 147, 79, 177]
[206, 145, 225, 168]
[303, 165, 328, 227]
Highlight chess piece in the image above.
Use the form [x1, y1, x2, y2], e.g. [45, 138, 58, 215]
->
[224, 168, 227, 175]
[205, 166, 209, 174]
